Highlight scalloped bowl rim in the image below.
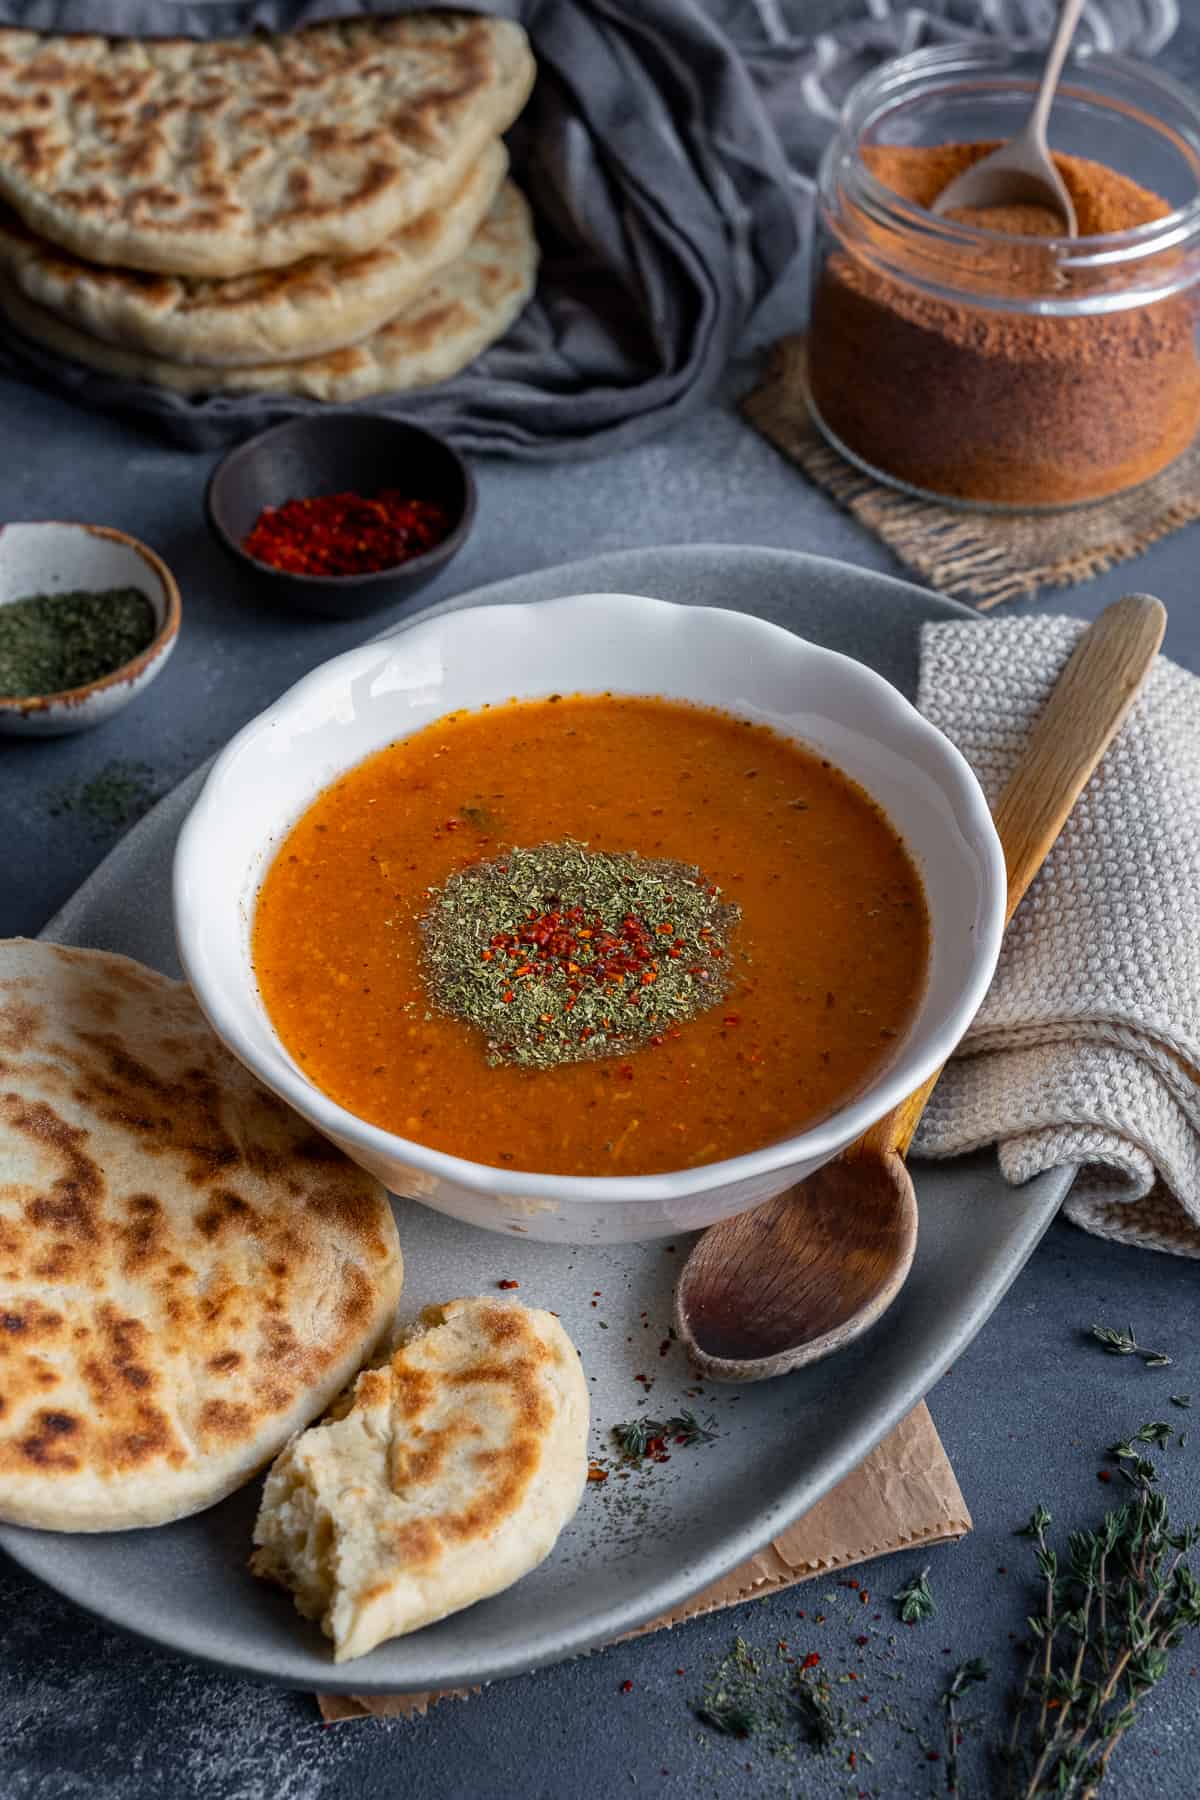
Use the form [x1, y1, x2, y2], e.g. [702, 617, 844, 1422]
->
[173, 593, 1006, 1207]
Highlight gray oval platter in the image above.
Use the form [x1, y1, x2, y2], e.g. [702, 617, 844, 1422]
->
[0, 545, 1070, 1693]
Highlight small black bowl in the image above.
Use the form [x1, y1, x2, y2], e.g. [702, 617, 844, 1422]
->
[205, 413, 477, 619]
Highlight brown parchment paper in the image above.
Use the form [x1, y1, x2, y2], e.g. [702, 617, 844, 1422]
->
[318, 1399, 967, 1722]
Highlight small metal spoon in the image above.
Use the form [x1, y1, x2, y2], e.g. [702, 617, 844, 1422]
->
[930, 0, 1086, 233]
[674, 594, 1166, 1383]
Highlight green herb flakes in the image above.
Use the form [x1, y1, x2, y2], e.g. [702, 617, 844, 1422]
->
[892, 1565, 935, 1624]
[0, 586, 155, 698]
[48, 760, 162, 833]
[1089, 1321, 1173, 1367]
[420, 839, 740, 1068]
[612, 1412, 717, 1462]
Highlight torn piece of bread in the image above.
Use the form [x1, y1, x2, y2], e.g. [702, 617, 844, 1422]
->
[250, 1296, 589, 1661]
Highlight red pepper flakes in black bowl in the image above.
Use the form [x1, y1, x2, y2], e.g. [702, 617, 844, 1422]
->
[205, 414, 476, 619]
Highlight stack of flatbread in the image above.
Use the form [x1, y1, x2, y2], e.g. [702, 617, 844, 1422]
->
[0, 16, 538, 400]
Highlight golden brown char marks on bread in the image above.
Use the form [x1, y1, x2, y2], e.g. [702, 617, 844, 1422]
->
[0, 17, 534, 276]
[0, 939, 402, 1531]
[0, 180, 538, 400]
[0, 141, 509, 367]
[251, 1297, 588, 1661]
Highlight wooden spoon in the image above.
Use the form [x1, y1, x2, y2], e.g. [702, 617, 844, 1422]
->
[930, 0, 1085, 233]
[675, 593, 1166, 1383]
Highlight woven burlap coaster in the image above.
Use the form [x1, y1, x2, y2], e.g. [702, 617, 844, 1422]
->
[742, 336, 1200, 610]
[317, 1400, 969, 1721]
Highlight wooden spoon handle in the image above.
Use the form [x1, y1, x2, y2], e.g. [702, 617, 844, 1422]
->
[992, 594, 1165, 916]
[855, 594, 1166, 1162]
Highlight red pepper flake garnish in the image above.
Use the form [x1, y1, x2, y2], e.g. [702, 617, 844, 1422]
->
[587, 1464, 608, 1483]
[1098, 1469, 1113, 1483]
[620, 1680, 633, 1694]
[801, 1652, 821, 1670]
[243, 489, 452, 578]
[497, 1279, 519, 1290]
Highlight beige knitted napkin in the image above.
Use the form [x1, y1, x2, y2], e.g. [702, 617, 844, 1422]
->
[741, 337, 1200, 609]
[916, 615, 1200, 1255]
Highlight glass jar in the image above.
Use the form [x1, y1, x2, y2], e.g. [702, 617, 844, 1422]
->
[805, 45, 1200, 510]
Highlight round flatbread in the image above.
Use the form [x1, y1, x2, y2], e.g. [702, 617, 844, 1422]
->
[0, 940, 402, 1532]
[0, 141, 508, 368]
[0, 17, 534, 277]
[0, 179, 537, 401]
[251, 1297, 589, 1662]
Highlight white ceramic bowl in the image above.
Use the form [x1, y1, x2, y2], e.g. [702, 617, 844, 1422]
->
[174, 593, 1005, 1243]
[0, 521, 181, 736]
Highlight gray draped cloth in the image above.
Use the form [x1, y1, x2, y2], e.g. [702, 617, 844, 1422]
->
[0, 0, 1177, 454]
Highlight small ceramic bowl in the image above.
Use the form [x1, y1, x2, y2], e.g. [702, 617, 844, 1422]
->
[0, 521, 181, 738]
[205, 414, 477, 620]
[174, 593, 1007, 1246]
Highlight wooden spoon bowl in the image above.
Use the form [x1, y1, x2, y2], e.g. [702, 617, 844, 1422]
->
[676, 1148, 914, 1381]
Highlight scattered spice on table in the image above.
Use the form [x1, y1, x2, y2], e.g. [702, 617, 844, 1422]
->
[420, 839, 740, 1068]
[0, 586, 155, 697]
[680, 1334, 1200, 1795]
[242, 489, 452, 577]
[47, 759, 163, 833]
[695, 1636, 872, 1767]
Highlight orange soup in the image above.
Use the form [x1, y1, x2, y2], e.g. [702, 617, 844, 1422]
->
[253, 695, 929, 1177]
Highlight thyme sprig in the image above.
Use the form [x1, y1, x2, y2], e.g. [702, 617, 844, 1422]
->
[893, 1564, 936, 1623]
[1003, 1436, 1200, 1797]
[943, 1657, 990, 1794]
[612, 1411, 717, 1461]
[1089, 1322, 1172, 1367]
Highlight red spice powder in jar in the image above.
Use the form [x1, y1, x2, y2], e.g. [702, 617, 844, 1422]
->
[807, 143, 1200, 508]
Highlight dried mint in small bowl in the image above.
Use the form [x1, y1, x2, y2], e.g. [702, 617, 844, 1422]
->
[0, 586, 156, 698]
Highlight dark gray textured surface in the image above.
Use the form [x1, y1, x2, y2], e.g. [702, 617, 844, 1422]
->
[8, 20, 1200, 1790]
